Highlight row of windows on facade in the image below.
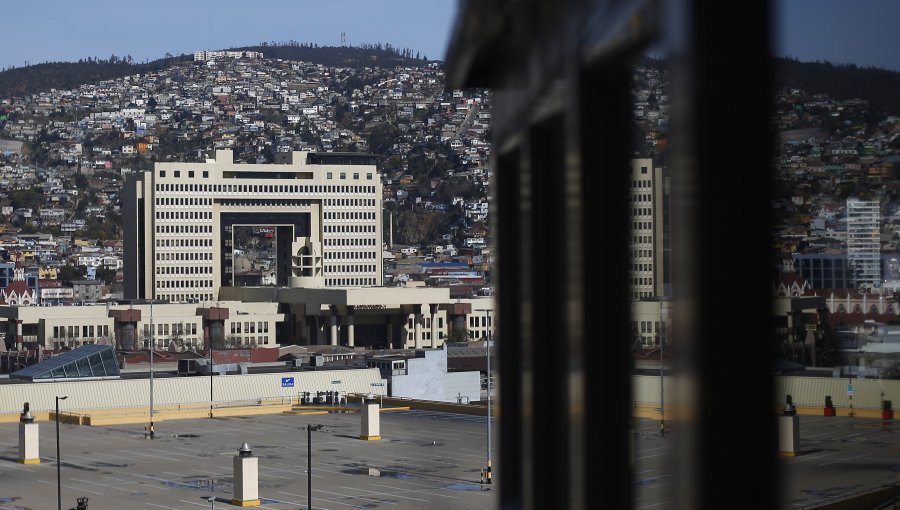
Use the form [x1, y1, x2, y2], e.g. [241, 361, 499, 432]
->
[324, 211, 376, 220]
[633, 235, 654, 244]
[633, 221, 653, 230]
[408, 317, 444, 329]
[156, 197, 213, 206]
[156, 225, 213, 234]
[469, 315, 492, 328]
[633, 207, 653, 217]
[230, 321, 270, 334]
[51, 325, 111, 338]
[325, 265, 377, 274]
[834, 303, 900, 314]
[157, 238, 213, 248]
[156, 252, 213, 261]
[634, 291, 655, 299]
[634, 320, 666, 334]
[633, 277, 655, 286]
[324, 278, 377, 286]
[324, 198, 377, 207]
[156, 211, 213, 220]
[325, 252, 377, 260]
[143, 323, 199, 336]
[157, 293, 214, 301]
[157, 266, 213, 275]
[155, 182, 377, 195]
[632, 193, 653, 203]
[633, 179, 652, 188]
[632, 263, 654, 272]
[156, 279, 212, 289]
[633, 249, 654, 258]
[325, 238, 378, 248]
[324, 226, 377, 235]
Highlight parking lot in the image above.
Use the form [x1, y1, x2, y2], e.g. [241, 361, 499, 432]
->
[0, 409, 497, 510]
[632, 415, 899, 509]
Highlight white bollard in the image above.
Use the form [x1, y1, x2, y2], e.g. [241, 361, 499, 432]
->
[18, 410, 39, 464]
[778, 415, 800, 457]
[232, 442, 261, 506]
[360, 402, 381, 440]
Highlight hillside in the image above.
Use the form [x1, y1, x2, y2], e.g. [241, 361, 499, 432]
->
[0, 55, 191, 99]
[0, 44, 430, 100]
[773, 57, 900, 117]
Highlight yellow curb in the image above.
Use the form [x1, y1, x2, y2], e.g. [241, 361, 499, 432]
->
[232, 499, 261, 506]
[18, 459, 40, 464]
[359, 436, 382, 441]
[778, 451, 799, 457]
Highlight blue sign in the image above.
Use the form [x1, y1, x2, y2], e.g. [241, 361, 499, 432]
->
[281, 377, 295, 388]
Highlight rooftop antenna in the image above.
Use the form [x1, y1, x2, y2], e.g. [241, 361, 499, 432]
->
[341, 32, 346, 46]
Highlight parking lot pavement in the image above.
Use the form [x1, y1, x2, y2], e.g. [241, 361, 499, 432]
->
[632, 415, 898, 509]
[0, 409, 497, 510]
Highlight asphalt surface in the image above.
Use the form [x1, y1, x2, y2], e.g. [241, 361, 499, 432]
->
[1, 411, 895, 510]
[0, 409, 497, 510]
[632, 415, 899, 509]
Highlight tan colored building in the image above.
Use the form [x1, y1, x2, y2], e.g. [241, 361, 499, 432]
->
[123, 149, 384, 302]
[630, 158, 669, 299]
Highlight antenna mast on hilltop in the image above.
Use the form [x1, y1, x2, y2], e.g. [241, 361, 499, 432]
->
[341, 32, 347, 46]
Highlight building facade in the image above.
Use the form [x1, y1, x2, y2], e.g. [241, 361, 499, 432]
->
[124, 149, 383, 302]
[846, 198, 881, 288]
[630, 158, 669, 299]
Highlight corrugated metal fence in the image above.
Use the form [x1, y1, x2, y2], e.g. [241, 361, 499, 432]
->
[0, 368, 384, 414]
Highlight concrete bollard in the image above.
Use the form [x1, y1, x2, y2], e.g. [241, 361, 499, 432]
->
[360, 402, 381, 440]
[778, 415, 800, 457]
[18, 409, 39, 465]
[232, 442, 260, 507]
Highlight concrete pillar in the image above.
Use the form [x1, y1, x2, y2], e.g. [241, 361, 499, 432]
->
[386, 319, 394, 349]
[414, 313, 422, 350]
[778, 415, 800, 457]
[18, 410, 39, 464]
[330, 306, 338, 346]
[15, 319, 23, 350]
[347, 307, 355, 347]
[430, 304, 438, 347]
[232, 443, 260, 506]
[360, 402, 381, 440]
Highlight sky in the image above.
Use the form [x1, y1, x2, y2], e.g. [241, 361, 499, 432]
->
[774, 0, 900, 71]
[1, 1, 899, 73]
[0, 0, 460, 70]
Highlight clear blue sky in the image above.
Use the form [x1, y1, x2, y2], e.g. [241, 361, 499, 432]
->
[2, 1, 899, 72]
[775, 0, 900, 71]
[0, 0, 459, 70]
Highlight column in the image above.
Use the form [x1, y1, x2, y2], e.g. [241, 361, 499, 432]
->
[430, 304, 439, 347]
[346, 306, 355, 347]
[414, 311, 423, 350]
[386, 318, 394, 349]
[15, 319, 23, 350]
[330, 306, 338, 346]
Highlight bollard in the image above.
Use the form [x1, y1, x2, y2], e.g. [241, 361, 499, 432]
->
[778, 414, 800, 457]
[883, 400, 893, 420]
[824, 395, 835, 417]
[18, 404, 39, 465]
[783, 395, 796, 416]
[232, 443, 260, 507]
[360, 401, 381, 440]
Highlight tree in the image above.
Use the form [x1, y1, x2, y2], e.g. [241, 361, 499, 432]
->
[58, 264, 86, 283]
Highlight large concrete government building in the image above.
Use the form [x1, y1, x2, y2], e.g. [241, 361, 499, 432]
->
[124, 149, 383, 302]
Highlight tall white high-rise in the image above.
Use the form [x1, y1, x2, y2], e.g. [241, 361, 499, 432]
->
[630, 158, 669, 299]
[846, 198, 881, 288]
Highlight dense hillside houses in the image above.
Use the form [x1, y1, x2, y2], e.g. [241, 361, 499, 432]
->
[0, 50, 495, 302]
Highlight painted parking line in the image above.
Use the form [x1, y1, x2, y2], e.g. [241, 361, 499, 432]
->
[34, 477, 104, 495]
[102, 474, 171, 491]
[313, 487, 400, 506]
[818, 453, 869, 467]
[338, 485, 431, 502]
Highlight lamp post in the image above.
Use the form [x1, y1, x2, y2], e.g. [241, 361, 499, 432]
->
[659, 299, 665, 437]
[56, 395, 68, 510]
[477, 308, 493, 484]
[150, 302, 154, 424]
[307, 424, 323, 510]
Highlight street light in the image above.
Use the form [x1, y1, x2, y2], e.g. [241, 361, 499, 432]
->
[307, 424, 324, 510]
[477, 308, 493, 484]
[203, 495, 215, 509]
[659, 298, 666, 437]
[56, 395, 68, 510]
